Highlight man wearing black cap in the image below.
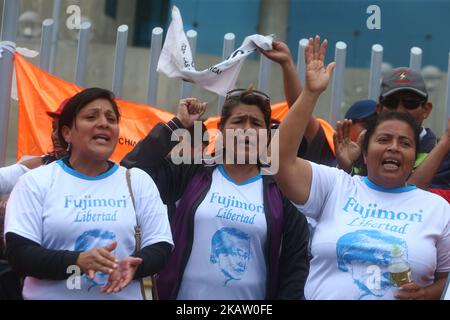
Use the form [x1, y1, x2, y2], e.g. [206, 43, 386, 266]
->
[377, 67, 435, 164]
[337, 67, 449, 188]
[376, 67, 450, 190]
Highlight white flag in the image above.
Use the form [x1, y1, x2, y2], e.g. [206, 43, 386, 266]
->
[157, 6, 273, 96]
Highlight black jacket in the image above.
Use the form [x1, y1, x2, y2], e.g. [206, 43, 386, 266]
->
[122, 118, 310, 299]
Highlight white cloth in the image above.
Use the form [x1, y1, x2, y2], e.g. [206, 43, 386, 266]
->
[0, 163, 29, 194]
[5, 160, 173, 300]
[0, 42, 39, 101]
[157, 6, 273, 96]
[177, 165, 267, 299]
[293, 162, 450, 300]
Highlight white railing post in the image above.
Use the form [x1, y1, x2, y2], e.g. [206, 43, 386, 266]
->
[329, 41, 347, 126]
[49, 0, 61, 74]
[40, 19, 54, 72]
[180, 30, 197, 99]
[368, 44, 383, 101]
[296, 38, 309, 86]
[257, 55, 272, 94]
[409, 47, 422, 72]
[217, 33, 235, 114]
[0, 0, 20, 165]
[74, 21, 91, 87]
[146, 27, 163, 106]
[112, 25, 128, 97]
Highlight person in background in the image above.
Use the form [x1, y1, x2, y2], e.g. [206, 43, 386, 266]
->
[377, 67, 435, 167]
[262, 40, 335, 167]
[335, 67, 447, 182]
[0, 100, 68, 195]
[333, 99, 377, 174]
[408, 119, 450, 202]
[343, 99, 377, 142]
[5, 88, 173, 299]
[0, 99, 68, 300]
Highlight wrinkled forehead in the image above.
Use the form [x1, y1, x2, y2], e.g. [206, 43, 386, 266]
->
[230, 103, 265, 119]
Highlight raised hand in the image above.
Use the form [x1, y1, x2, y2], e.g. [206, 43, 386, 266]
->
[101, 256, 143, 294]
[76, 241, 119, 279]
[333, 120, 364, 173]
[261, 40, 293, 67]
[305, 35, 335, 94]
[176, 98, 207, 128]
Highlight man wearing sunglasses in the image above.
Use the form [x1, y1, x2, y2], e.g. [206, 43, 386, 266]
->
[377, 67, 435, 168]
[378, 68, 450, 195]
[338, 68, 434, 169]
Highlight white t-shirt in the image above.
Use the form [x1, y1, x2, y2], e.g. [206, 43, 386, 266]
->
[0, 163, 29, 194]
[293, 162, 450, 300]
[177, 165, 267, 300]
[5, 160, 173, 300]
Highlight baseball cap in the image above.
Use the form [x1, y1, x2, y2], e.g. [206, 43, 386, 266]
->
[46, 98, 69, 117]
[380, 67, 428, 100]
[344, 99, 377, 121]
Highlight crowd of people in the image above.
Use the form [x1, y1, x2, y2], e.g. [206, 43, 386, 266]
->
[0, 35, 449, 300]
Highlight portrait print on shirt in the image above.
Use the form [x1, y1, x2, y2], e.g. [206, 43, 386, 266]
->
[210, 227, 251, 285]
[74, 229, 116, 290]
[336, 229, 408, 299]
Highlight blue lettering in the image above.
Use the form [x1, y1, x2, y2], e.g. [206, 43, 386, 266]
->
[343, 197, 357, 212]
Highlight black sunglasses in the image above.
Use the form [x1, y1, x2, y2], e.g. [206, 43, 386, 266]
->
[225, 88, 270, 102]
[381, 96, 426, 110]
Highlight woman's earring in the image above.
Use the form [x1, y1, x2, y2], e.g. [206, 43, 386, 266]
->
[66, 143, 71, 152]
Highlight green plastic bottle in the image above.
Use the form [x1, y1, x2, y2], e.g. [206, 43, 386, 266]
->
[388, 244, 412, 287]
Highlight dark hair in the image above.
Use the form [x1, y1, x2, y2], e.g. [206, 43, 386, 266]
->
[57, 88, 120, 150]
[361, 113, 378, 127]
[362, 111, 421, 158]
[219, 89, 271, 129]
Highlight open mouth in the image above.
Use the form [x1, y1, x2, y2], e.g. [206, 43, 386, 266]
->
[92, 134, 111, 144]
[381, 158, 401, 170]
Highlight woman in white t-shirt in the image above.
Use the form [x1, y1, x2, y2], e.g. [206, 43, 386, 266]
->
[122, 91, 310, 300]
[274, 36, 450, 300]
[4, 88, 173, 299]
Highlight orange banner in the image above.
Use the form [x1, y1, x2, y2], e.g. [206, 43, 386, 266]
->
[14, 53, 333, 163]
[15, 53, 174, 162]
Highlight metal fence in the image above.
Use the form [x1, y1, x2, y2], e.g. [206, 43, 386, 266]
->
[1, 0, 450, 166]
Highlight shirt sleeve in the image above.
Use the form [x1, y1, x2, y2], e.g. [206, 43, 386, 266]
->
[436, 203, 450, 272]
[5, 172, 44, 245]
[129, 167, 174, 248]
[0, 163, 29, 194]
[291, 161, 346, 221]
